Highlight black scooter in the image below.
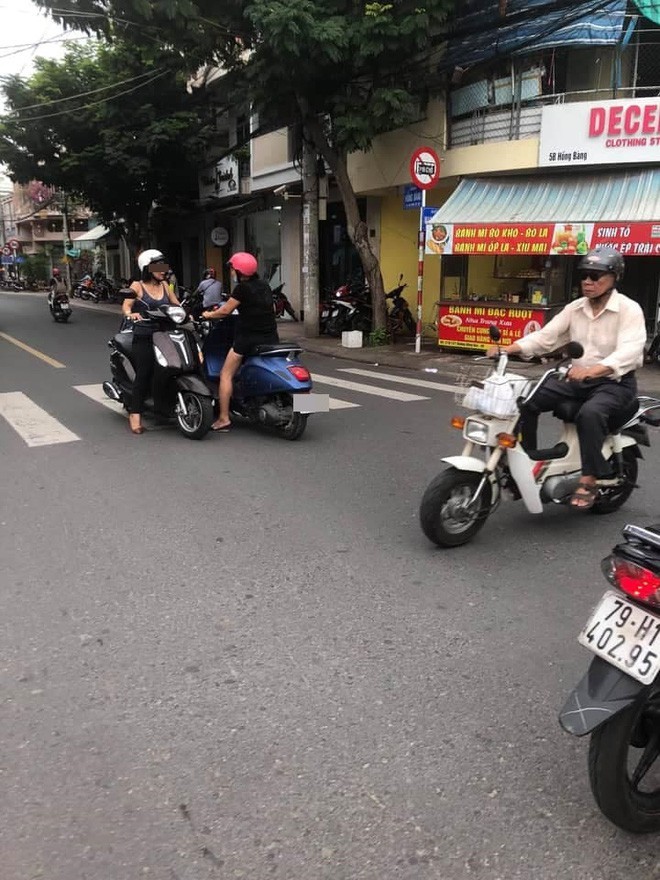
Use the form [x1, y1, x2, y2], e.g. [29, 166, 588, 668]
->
[559, 517, 660, 833]
[48, 289, 72, 323]
[102, 304, 214, 439]
[272, 283, 298, 321]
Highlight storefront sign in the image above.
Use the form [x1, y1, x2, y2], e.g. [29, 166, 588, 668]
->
[425, 221, 660, 256]
[438, 304, 547, 350]
[210, 226, 229, 246]
[539, 98, 660, 167]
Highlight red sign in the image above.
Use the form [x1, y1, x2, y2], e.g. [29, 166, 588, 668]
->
[425, 221, 660, 256]
[6, 238, 20, 251]
[438, 304, 549, 350]
[410, 147, 440, 190]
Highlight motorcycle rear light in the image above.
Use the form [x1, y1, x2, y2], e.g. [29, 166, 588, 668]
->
[601, 555, 660, 606]
[451, 416, 465, 429]
[497, 432, 517, 449]
[288, 366, 310, 382]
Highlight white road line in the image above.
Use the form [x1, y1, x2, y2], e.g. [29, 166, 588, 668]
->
[339, 367, 459, 393]
[312, 374, 429, 402]
[328, 397, 361, 410]
[0, 392, 79, 447]
[74, 384, 126, 416]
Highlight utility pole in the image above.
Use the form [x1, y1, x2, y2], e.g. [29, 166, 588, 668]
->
[61, 193, 73, 293]
[301, 132, 320, 338]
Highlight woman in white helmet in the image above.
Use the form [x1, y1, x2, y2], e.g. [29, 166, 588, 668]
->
[121, 249, 181, 434]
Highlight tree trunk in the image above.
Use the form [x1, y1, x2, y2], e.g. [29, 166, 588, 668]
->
[301, 131, 320, 338]
[305, 116, 387, 332]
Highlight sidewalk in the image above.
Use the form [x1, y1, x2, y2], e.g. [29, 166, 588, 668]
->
[276, 320, 660, 395]
[68, 297, 660, 395]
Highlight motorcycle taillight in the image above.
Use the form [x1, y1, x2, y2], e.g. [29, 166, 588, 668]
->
[288, 366, 310, 382]
[601, 555, 660, 606]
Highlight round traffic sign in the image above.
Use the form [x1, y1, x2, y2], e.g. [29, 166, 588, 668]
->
[7, 238, 20, 250]
[409, 147, 440, 190]
[210, 226, 229, 247]
[2, 246, 10, 256]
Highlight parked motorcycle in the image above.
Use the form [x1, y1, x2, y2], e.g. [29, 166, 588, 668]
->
[559, 522, 660, 832]
[74, 274, 99, 303]
[419, 326, 660, 548]
[196, 313, 328, 440]
[385, 275, 414, 336]
[48, 289, 72, 323]
[102, 304, 215, 439]
[320, 278, 371, 337]
[272, 283, 298, 321]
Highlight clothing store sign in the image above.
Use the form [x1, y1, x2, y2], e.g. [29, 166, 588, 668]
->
[539, 98, 660, 167]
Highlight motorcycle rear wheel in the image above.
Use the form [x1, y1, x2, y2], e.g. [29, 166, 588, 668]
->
[274, 412, 307, 441]
[419, 467, 492, 547]
[591, 447, 638, 514]
[588, 694, 660, 833]
[176, 391, 214, 440]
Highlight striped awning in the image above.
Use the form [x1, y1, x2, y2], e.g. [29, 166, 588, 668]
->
[444, 0, 629, 69]
[430, 169, 660, 224]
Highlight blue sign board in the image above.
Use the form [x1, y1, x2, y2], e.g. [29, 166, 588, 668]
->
[403, 184, 423, 210]
[2, 256, 25, 265]
[422, 207, 437, 226]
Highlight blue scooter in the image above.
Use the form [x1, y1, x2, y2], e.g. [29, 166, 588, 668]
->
[198, 315, 328, 440]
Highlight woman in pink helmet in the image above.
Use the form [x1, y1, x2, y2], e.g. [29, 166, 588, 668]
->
[202, 252, 278, 432]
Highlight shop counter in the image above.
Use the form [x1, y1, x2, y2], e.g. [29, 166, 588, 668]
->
[437, 301, 564, 351]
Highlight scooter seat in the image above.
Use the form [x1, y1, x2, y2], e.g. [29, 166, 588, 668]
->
[249, 343, 303, 356]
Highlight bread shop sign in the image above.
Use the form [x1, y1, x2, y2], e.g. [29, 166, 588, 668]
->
[539, 97, 660, 167]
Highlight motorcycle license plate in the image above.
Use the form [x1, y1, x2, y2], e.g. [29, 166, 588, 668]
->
[578, 590, 660, 685]
[293, 393, 329, 413]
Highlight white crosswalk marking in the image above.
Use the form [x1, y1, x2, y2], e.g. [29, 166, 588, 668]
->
[328, 397, 361, 410]
[338, 367, 459, 393]
[312, 373, 429, 402]
[0, 391, 79, 447]
[74, 383, 126, 416]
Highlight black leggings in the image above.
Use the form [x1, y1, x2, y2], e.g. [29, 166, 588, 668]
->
[129, 336, 155, 415]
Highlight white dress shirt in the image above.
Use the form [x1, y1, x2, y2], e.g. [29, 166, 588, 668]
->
[516, 290, 646, 379]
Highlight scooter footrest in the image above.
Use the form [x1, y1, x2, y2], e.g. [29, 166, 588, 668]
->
[525, 442, 569, 462]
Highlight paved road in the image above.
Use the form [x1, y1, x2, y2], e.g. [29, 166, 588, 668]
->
[2, 292, 660, 879]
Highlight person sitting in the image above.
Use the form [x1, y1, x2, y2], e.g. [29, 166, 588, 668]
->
[487, 247, 646, 510]
[201, 252, 278, 433]
[195, 267, 224, 310]
[121, 249, 181, 435]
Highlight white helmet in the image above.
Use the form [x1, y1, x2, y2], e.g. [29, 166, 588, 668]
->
[137, 249, 166, 272]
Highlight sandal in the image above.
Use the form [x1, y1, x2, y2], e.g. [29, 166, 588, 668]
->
[211, 421, 231, 433]
[570, 483, 599, 510]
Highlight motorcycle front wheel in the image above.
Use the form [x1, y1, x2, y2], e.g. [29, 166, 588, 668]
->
[419, 467, 492, 547]
[175, 391, 214, 440]
[588, 692, 660, 833]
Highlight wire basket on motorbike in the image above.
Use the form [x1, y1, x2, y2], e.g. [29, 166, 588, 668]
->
[454, 360, 533, 418]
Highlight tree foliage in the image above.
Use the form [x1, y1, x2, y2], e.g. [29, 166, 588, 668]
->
[35, 0, 452, 328]
[0, 40, 214, 251]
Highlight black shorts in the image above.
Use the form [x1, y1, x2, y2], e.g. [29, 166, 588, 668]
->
[232, 333, 279, 357]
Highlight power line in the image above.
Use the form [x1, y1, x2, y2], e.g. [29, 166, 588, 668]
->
[5, 68, 166, 114]
[5, 69, 169, 123]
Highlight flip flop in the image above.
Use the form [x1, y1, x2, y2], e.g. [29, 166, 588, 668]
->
[570, 484, 598, 510]
[211, 422, 231, 433]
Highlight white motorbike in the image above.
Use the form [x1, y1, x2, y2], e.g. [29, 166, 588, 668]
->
[420, 330, 660, 548]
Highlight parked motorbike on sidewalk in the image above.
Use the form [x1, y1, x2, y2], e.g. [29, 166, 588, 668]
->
[560, 522, 660, 833]
[73, 274, 99, 303]
[103, 304, 215, 439]
[385, 275, 414, 336]
[419, 326, 660, 548]
[48, 289, 72, 323]
[272, 283, 298, 321]
[195, 313, 328, 440]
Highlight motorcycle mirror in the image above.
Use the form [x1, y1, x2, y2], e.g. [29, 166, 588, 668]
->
[565, 342, 584, 359]
[489, 325, 501, 342]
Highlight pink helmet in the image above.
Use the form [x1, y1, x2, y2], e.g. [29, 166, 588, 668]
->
[228, 252, 258, 277]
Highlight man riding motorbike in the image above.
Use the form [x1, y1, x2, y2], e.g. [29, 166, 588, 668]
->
[487, 247, 646, 510]
[195, 267, 224, 310]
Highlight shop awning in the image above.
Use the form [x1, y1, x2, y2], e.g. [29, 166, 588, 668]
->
[425, 169, 660, 256]
[444, 0, 629, 69]
[73, 224, 111, 242]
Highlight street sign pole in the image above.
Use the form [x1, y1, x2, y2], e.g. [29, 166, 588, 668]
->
[416, 190, 427, 354]
[409, 146, 440, 355]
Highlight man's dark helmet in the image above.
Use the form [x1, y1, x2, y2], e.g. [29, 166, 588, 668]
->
[577, 247, 624, 281]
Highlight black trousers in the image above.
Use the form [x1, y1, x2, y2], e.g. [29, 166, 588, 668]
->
[519, 373, 638, 478]
[129, 335, 155, 415]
